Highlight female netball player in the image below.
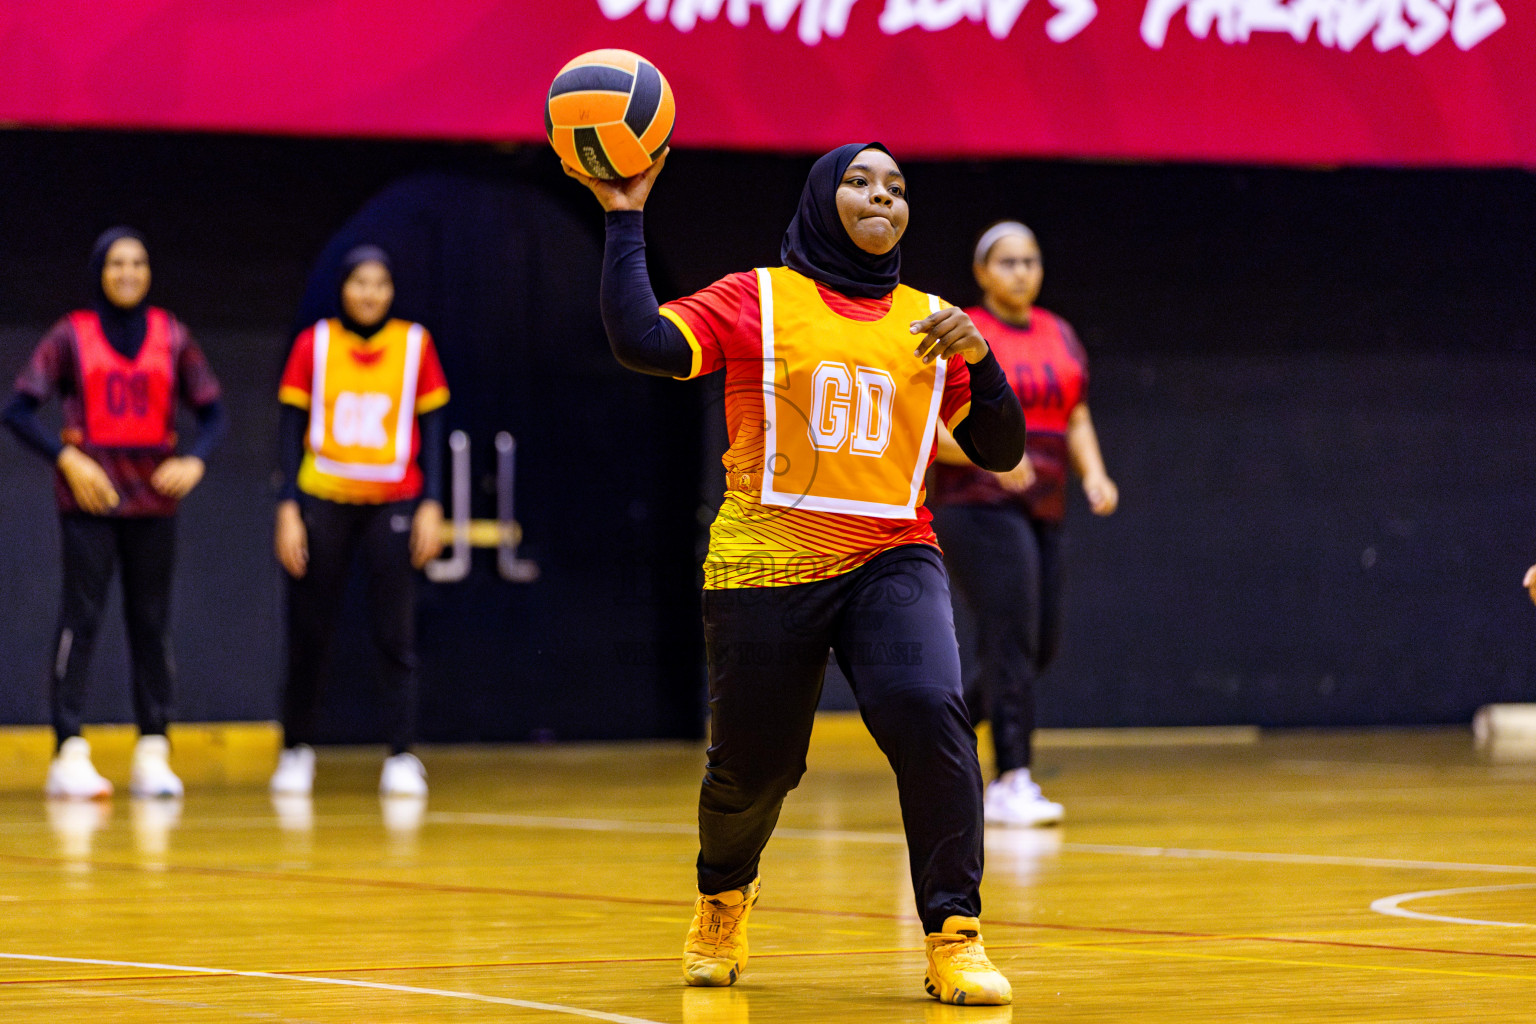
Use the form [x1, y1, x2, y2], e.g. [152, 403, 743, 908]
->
[566, 145, 1024, 1005]
[930, 221, 1118, 827]
[271, 245, 448, 798]
[3, 227, 225, 800]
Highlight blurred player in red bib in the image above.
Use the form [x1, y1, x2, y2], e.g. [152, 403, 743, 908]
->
[271, 246, 448, 799]
[3, 227, 225, 800]
[931, 220, 1119, 827]
[567, 144, 1024, 1004]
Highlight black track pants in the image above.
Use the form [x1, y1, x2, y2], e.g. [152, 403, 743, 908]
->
[697, 544, 983, 934]
[283, 497, 419, 754]
[51, 514, 177, 746]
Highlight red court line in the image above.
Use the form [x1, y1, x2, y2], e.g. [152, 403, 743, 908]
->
[2, 851, 1531, 966]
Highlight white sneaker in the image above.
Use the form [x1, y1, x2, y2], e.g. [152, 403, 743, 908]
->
[270, 744, 316, 795]
[379, 752, 427, 797]
[45, 736, 113, 800]
[130, 734, 184, 798]
[983, 768, 1063, 827]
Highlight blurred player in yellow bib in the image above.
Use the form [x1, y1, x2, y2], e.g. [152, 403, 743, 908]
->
[568, 143, 1024, 1004]
[272, 245, 448, 799]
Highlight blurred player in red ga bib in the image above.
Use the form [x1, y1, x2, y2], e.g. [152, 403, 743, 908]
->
[566, 144, 1024, 1005]
[271, 245, 448, 799]
[3, 227, 226, 800]
[930, 220, 1119, 827]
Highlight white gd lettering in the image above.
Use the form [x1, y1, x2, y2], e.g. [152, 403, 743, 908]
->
[810, 361, 852, 452]
[809, 361, 894, 457]
[851, 366, 896, 456]
[332, 391, 393, 449]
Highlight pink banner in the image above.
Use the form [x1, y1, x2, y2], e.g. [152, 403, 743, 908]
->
[1, 1, 1529, 167]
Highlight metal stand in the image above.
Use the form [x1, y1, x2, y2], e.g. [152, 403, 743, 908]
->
[495, 432, 540, 583]
[425, 430, 538, 583]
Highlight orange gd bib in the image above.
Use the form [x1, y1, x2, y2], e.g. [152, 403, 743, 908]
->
[756, 266, 944, 519]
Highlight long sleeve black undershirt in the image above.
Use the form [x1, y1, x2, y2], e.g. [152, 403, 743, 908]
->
[276, 404, 445, 505]
[951, 350, 1026, 472]
[3, 392, 227, 462]
[1, 393, 62, 460]
[276, 405, 305, 502]
[187, 401, 228, 462]
[418, 408, 445, 505]
[600, 210, 692, 378]
[600, 208, 1025, 472]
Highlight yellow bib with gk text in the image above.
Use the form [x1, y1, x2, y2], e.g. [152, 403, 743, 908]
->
[304, 318, 422, 486]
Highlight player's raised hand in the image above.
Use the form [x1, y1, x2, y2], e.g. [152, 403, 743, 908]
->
[564, 148, 668, 212]
[1523, 564, 1536, 606]
[57, 445, 119, 514]
[911, 307, 990, 365]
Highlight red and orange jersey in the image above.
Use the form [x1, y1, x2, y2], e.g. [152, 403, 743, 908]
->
[278, 318, 449, 505]
[662, 268, 974, 589]
[929, 305, 1087, 522]
[14, 307, 221, 517]
[69, 308, 178, 450]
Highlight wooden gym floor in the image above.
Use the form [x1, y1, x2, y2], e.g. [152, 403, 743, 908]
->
[0, 716, 1532, 1022]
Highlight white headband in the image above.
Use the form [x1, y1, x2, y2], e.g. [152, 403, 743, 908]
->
[973, 221, 1035, 265]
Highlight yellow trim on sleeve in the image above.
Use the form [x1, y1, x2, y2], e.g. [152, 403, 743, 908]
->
[415, 386, 450, 415]
[945, 401, 972, 432]
[659, 307, 704, 380]
[278, 385, 311, 410]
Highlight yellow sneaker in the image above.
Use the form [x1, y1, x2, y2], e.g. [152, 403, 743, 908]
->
[683, 876, 761, 986]
[924, 916, 1012, 1005]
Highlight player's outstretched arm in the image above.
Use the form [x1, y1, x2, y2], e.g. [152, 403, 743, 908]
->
[570, 151, 691, 378]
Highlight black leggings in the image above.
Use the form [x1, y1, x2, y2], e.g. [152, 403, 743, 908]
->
[51, 513, 177, 747]
[283, 497, 419, 754]
[930, 504, 1062, 775]
[698, 545, 983, 934]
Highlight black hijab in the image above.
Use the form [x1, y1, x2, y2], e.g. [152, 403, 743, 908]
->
[781, 142, 901, 300]
[88, 226, 149, 359]
[337, 244, 394, 339]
